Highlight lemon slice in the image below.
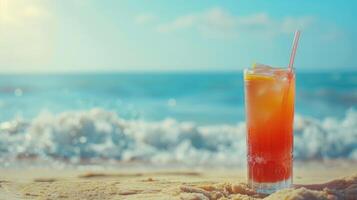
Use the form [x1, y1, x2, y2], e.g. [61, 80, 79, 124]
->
[244, 73, 275, 81]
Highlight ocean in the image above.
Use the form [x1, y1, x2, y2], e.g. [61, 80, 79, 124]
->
[0, 71, 356, 167]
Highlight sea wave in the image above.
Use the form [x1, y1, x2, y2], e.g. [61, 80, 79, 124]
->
[0, 108, 356, 166]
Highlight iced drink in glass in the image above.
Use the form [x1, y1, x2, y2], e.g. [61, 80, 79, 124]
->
[244, 64, 295, 194]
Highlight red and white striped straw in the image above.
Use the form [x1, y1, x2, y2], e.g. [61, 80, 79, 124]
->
[288, 30, 301, 71]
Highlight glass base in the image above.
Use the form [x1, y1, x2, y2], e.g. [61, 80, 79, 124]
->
[249, 178, 292, 194]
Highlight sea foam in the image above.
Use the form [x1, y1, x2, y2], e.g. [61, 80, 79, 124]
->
[0, 108, 356, 166]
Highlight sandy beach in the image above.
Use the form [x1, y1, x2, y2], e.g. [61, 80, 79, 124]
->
[0, 161, 356, 200]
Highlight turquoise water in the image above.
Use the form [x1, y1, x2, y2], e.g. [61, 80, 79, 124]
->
[0, 72, 356, 124]
[0, 71, 356, 165]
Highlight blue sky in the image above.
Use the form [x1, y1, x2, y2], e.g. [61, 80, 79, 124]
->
[0, 0, 356, 73]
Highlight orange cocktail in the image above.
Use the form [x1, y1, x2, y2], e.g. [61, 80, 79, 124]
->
[244, 65, 295, 194]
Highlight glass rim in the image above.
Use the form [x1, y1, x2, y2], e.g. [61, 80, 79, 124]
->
[243, 67, 295, 73]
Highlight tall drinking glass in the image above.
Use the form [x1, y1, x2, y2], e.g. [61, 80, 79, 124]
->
[244, 65, 295, 194]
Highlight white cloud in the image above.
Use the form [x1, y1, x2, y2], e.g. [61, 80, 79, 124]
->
[135, 13, 156, 25]
[156, 7, 315, 38]
[157, 8, 238, 33]
[236, 13, 271, 28]
[281, 16, 315, 33]
[157, 15, 195, 32]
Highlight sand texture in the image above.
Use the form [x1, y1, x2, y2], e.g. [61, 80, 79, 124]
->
[0, 162, 356, 200]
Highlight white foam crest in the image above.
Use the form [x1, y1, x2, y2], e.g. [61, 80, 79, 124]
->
[294, 108, 357, 159]
[0, 108, 356, 166]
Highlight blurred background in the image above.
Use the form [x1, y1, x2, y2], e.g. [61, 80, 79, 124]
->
[0, 0, 356, 168]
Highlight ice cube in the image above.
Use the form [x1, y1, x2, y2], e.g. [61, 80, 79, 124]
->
[272, 82, 283, 92]
[256, 85, 268, 96]
[253, 63, 273, 71]
[252, 63, 275, 76]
